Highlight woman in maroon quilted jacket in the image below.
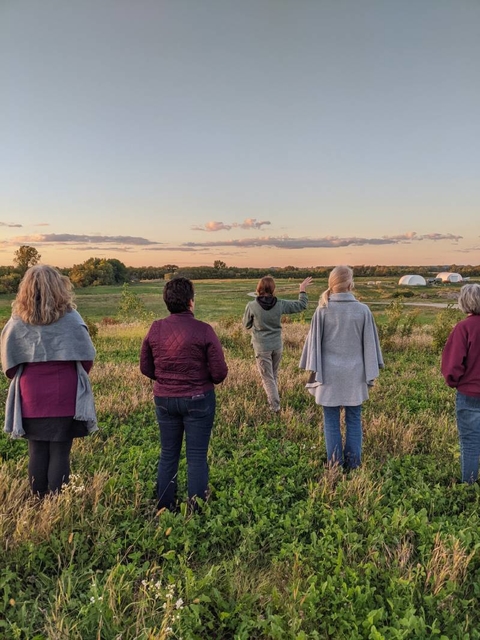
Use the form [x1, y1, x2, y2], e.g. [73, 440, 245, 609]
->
[441, 283, 480, 483]
[140, 277, 228, 511]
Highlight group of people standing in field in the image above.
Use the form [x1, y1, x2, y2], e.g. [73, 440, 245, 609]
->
[1, 264, 480, 511]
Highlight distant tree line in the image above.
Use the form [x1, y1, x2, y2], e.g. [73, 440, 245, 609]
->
[1, 245, 480, 294]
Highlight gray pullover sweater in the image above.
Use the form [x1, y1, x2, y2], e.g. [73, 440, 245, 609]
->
[243, 292, 308, 352]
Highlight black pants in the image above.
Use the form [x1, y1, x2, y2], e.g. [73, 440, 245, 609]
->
[28, 440, 73, 496]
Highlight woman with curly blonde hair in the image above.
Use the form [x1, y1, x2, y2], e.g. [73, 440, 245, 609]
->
[1, 265, 97, 497]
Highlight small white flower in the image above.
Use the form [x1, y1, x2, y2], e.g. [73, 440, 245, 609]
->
[90, 597, 95, 603]
[175, 598, 184, 609]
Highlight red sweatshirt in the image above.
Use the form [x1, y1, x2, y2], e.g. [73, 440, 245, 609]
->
[140, 311, 228, 397]
[441, 314, 480, 397]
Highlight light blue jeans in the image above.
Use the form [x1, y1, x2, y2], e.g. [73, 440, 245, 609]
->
[456, 392, 480, 484]
[322, 405, 362, 469]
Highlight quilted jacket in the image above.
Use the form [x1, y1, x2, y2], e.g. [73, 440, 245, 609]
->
[140, 311, 228, 397]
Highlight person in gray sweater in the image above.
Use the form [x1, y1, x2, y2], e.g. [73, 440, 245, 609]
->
[243, 275, 313, 412]
[300, 265, 383, 469]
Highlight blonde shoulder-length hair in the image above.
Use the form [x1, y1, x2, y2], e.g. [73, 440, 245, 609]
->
[319, 265, 354, 307]
[12, 265, 76, 325]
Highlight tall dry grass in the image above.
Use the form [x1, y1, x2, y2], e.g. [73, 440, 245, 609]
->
[0, 316, 473, 639]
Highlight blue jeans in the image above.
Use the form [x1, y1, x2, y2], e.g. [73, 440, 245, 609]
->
[322, 405, 362, 469]
[154, 390, 216, 510]
[456, 392, 480, 484]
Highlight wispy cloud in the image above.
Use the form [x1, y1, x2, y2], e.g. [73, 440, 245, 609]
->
[7, 233, 162, 246]
[238, 218, 271, 230]
[382, 231, 462, 242]
[35, 223, 50, 227]
[0, 230, 464, 256]
[192, 218, 271, 232]
[181, 231, 463, 250]
[192, 221, 233, 232]
[0, 221, 22, 228]
[454, 245, 480, 254]
[143, 246, 210, 252]
[58, 245, 136, 253]
[418, 232, 462, 242]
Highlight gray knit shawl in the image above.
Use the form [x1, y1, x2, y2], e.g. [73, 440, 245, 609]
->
[299, 293, 384, 406]
[1, 310, 97, 438]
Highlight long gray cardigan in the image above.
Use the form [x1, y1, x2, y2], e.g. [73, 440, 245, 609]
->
[299, 293, 383, 406]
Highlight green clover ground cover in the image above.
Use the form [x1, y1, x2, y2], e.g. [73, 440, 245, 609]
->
[1, 283, 480, 639]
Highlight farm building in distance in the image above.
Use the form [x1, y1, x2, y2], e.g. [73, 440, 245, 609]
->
[398, 275, 426, 286]
[436, 272, 463, 283]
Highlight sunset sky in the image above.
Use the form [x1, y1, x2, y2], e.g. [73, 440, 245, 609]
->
[1, 0, 479, 269]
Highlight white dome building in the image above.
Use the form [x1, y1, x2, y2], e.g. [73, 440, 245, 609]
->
[436, 272, 463, 283]
[398, 275, 427, 286]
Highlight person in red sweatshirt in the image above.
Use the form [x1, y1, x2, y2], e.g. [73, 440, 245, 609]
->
[140, 277, 228, 511]
[441, 283, 480, 483]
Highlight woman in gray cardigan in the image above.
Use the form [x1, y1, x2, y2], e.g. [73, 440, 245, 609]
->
[243, 275, 312, 412]
[300, 266, 383, 469]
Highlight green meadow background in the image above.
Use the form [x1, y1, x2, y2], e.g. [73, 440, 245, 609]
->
[1, 278, 479, 640]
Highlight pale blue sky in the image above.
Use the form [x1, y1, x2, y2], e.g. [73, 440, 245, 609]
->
[1, 0, 479, 267]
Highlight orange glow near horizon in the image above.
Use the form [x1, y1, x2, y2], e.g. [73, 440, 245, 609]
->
[1, 243, 476, 269]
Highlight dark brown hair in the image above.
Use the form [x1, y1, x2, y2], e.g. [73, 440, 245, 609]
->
[163, 277, 195, 313]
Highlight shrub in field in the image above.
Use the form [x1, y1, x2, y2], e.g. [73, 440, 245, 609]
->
[83, 316, 99, 340]
[216, 319, 252, 358]
[431, 304, 463, 353]
[281, 311, 307, 324]
[217, 315, 238, 330]
[101, 316, 120, 326]
[0, 272, 22, 294]
[117, 283, 153, 323]
[377, 299, 419, 350]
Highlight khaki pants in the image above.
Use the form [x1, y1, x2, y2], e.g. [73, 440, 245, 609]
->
[255, 349, 282, 412]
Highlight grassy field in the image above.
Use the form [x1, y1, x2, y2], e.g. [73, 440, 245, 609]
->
[1, 279, 479, 639]
[0, 276, 467, 324]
